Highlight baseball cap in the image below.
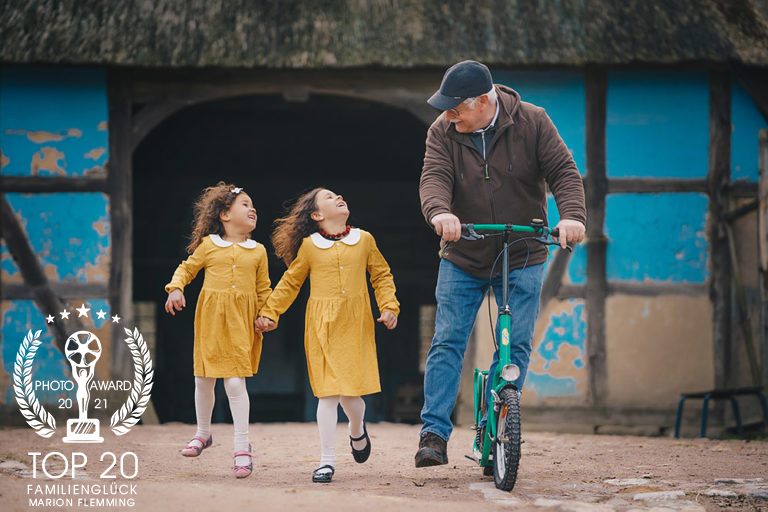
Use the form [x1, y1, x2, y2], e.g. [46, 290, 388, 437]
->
[427, 60, 493, 111]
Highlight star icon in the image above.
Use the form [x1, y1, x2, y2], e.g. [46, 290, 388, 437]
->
[60, 309, 70, 320]
[46, 315, 55, 323]
[112, 315, 121, 323]
[96, 309, 107, 320]
[76, 304, 90, 318]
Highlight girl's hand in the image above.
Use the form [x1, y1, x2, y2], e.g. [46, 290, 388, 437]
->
[165, 289, 186, 316]
[377, 311, 398, 330]
[254, 316, 276, 333]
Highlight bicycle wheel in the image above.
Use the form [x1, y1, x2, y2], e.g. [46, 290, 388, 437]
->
[474, 426, 494, 476]
[492, 387, 521, 491]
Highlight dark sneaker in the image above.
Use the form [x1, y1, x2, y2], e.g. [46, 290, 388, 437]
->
[414, 432, 448, 467]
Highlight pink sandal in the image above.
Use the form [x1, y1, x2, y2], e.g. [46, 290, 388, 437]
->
[233, 444, 254, 478]
[181, 435, 213, 457]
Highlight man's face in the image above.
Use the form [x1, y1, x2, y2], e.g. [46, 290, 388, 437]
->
[445, 96, 491, 133]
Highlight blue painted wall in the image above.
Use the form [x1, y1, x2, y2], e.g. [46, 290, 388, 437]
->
[605, 193, 709, 282]
[1, 193, 110, 283]
[0, 68, 108, 177]
[0, 67, 110, 407]
[606, 71, 709, 178]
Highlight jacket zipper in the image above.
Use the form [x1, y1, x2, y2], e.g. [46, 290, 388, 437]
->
[481, 132, 496, 219]
[481, 131, 502, 269]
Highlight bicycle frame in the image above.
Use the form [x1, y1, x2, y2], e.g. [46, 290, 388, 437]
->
[463, 221, 560, 469]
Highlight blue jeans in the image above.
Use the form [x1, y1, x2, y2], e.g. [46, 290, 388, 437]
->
[420, 258, 545, 441]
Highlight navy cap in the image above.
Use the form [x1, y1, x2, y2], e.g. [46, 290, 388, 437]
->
[428, 60, 493, 111]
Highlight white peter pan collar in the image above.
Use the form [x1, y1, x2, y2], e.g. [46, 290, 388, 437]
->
[209, 234, 258, 249]
[310, 228, 361, 249]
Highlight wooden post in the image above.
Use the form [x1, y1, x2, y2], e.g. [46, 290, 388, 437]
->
[759, 129, 768, 390]
[107, 70, 134, 381]
[585, 67, 608, 405]
[708, 70, 732, 390]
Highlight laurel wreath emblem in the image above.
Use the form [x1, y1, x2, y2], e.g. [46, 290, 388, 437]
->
[13, 330, 57, 438]
[110, 328, 154, 436]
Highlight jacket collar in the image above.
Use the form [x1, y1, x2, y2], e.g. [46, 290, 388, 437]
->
[310, 228, 361, 249]
[209, 234, 258, 249]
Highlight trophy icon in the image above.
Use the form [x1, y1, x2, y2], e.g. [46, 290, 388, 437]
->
[63, 331, 103, 443]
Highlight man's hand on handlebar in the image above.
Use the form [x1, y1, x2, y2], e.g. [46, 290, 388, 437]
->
[553, 219, 585, 250]
[431, 212, 462, 242]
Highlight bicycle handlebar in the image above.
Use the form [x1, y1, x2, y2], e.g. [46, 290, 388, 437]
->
[459, 220, 571, 252]
[461, 223, 558, 237]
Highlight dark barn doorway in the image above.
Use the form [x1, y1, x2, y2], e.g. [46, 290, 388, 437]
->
[133, 93, 435, 425]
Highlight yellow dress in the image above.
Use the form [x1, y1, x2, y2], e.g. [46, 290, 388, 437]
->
[260, 228, 399, 397]
[165, 234, 272, 378]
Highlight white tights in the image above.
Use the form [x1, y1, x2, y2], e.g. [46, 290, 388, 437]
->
[316, 395, 366, 469]
[193, 377, 250, 465]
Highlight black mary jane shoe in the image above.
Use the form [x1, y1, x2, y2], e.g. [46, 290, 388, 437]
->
[312, 465, 335, 483]
[350, 423, 371, 463]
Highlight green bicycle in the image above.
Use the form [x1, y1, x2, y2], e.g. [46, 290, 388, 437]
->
[462, 219, 567, 491]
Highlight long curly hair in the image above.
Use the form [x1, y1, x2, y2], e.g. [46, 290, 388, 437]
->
[271, 187, 325, 265]
[186, 181, 244, 253]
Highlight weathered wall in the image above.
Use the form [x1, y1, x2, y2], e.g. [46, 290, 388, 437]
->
[605, 295, 715, 407]
[0, 67, 111, 408]
[2, 65, 766, 428]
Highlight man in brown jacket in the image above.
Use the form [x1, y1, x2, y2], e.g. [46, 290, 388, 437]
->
[416, 61, 586, 467]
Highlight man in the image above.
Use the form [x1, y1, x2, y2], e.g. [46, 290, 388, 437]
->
[416, 60, 586, 467]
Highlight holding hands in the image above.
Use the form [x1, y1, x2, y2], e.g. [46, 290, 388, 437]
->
[165, 289, 186, 315]
[377, 311, 398, 330]
[254, 316, 276, 333]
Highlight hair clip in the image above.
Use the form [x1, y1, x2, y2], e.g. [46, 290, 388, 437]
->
[231, 187, 242, 194]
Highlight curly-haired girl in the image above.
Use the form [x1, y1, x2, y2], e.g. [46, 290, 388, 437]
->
[164, 182, 271, 478]
[256, 188, 399, 483]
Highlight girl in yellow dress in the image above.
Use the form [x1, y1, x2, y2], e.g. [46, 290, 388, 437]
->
[256, 188, 399, 483]
[164, 182, 271, 479]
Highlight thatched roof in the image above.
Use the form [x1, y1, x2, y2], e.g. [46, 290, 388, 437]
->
[2, 0, 768, 68]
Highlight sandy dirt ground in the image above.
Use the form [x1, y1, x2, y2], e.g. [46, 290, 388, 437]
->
[1, 422, 766, 512]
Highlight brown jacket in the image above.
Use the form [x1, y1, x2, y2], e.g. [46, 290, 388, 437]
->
[419, 85, 586, 277]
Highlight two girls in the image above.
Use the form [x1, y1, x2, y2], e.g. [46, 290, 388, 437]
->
[166, 184, 397, 482]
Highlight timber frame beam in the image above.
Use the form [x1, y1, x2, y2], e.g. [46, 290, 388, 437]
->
[585, 66, 608, 406]
[708, 70, 733, 390]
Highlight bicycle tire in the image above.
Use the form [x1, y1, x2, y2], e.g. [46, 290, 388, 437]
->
[493, 387, 521, 491]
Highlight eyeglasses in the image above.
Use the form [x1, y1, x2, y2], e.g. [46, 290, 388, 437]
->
[447, 101, 470, 117]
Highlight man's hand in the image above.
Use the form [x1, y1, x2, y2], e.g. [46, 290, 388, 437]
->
[377, 311, 398, 330]
[254, 316, 276, 333]
[431, 213, 461, 242]
[553, 219, 586, 249]
[165, 289, 185, 316]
